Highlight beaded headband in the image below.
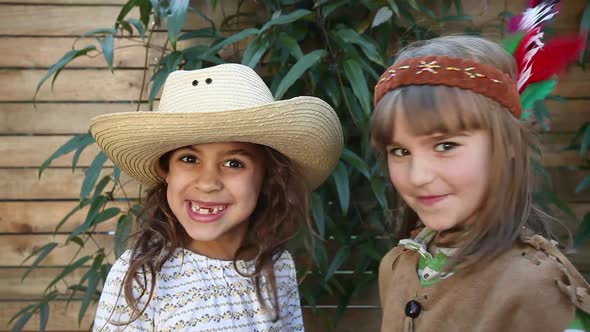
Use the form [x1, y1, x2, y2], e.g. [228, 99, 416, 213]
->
[373, 55, 522, 118]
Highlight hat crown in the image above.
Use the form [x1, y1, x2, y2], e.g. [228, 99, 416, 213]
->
[158, 63, 275, 113]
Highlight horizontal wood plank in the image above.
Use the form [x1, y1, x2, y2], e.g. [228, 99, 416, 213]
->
[0, 34, 206, 69]
[0, 234, 115, 266]
[0, 37, 152, 69]
[0, 103, 150, 135]
[0, 169, 142, 200]
[0, 69, 149, 101]
[0, 3, 260, 36]
[554, 66, 590, 98]
[0, 201, 129, 233]
[0, 267, 90, 300]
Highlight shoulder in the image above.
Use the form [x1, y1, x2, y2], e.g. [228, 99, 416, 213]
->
[488, 236, 589, 312]
[274, 250, 297, 273]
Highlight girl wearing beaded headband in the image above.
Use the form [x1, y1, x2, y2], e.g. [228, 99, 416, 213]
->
[372, 34, 590, 331]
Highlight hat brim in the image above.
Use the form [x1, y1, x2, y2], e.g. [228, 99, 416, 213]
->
[90, 96, 343, 190]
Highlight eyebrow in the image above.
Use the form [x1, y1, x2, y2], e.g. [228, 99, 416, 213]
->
[180, 146, 256, 158]
[389, 132, 471, 146]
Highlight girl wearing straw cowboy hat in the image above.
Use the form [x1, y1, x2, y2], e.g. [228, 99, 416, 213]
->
[91, 63, 343, 331]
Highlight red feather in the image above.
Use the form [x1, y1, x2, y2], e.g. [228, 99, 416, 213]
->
[526, 35, 586, 86]
[528, 0, 542, 7]
[513, 28, 539, 72]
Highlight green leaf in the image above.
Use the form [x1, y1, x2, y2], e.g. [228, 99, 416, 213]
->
[343, 58, 371, 116]
[370, 177, 388, 209]
[535, 191, 578, 221]
[241, 37, 271, 68]
[79, 268, 99, 324]
[260, 9, 312, 33]
[341, 148, 370, 179]
[321, 0, 347, 17]
[54, 201, 87, 234]
[127, 18, 145, 40]
[80, 152, 107, 200]
[39, 301, 49, 332]
[274, 49, 327, 99]
[167, 0, 189, 45]
[453, 0, 465, 15]
[115, 214, 133, 258]
[372, 7, 393, 28]
[116, 0, 142, 24]
[114, 166, 121, 183]
[35, 46, 97, 98]
[520, 80, 557, 112]
[387, 0, 400, 17]
[93, 176, 111, 199]
[97, 34, 115, 71]
[581, 0, 590, 32]
[439, 15, 472, 22]
[331, 161, 350, 214]
[46, 256, 92, 291]
[10, 311, 33, 332]
[581, 123, 590, 156]
[335, 28, 384, 66]
[22, 242, 59, 280]
[576, 175, 590, 193]
[178, 27, 218, 41]
[323, 77, 341, 108]
[68, 196, 108, 240]
[206, 28, 259, 55]
[325, 246, 350, 281]
[70, 236, 85, 247]
[80, 28, 116, 38]
[574, 213, 590, 248]
[310, 193, 325, 238]
[71, 134, 95, 171]
[39, 133, 94, 177]
[94, 207, 122, 226]
[8, 303, 36, 325]
[278, 32, 304, 60]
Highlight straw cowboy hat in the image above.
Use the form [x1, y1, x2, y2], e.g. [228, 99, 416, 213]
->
[89, 63, 343, 190]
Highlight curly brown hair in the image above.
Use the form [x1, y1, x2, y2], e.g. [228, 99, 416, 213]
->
[117, 144, 311, 324]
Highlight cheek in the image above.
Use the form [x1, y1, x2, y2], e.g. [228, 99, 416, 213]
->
[387, 162, 408, 192]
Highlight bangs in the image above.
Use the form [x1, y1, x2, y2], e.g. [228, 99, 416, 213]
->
[371, 85, 492, 150]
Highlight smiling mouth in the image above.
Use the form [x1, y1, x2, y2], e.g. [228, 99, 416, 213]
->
[189, 201, 228, 215]
[417, 194, 449, 205]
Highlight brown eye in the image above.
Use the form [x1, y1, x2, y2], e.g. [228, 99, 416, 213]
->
[205, 78, 212, 84]
[223, 159, 244, 168]
[192, 80, 199, 86]
[180, 155, 197, 163]
[389, 148, 409, 157]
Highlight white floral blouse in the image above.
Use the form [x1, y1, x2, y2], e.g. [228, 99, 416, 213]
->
[93, 248, 304, 332]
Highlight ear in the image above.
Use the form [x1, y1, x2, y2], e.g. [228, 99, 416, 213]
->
[154, 159, 169, 183]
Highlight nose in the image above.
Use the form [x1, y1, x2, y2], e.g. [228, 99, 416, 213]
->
[194, 165, 223, 193]
[408, 154, 435, 187]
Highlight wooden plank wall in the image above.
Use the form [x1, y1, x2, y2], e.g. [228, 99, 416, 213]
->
[0, 0, 588, 331]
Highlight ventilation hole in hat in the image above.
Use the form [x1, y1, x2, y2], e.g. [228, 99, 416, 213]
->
[206, 78, 212, 84]
[192, 80, 199, 86]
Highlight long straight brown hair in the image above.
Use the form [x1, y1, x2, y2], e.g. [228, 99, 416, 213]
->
[113, 144, 311, 325]
[371, 35, 552, 271]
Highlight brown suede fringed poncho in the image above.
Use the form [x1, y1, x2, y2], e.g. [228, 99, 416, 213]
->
[379, 235, 590, 332]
